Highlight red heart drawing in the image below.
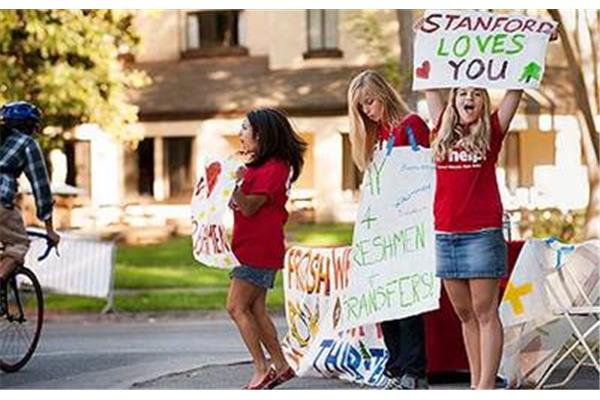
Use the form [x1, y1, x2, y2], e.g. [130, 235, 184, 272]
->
[416, 61, 431, 79]
[205, 161, 222, 197]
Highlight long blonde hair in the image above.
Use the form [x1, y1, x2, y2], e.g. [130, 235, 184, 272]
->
[432, 88, 492, 162]
[347, 70, 410, 171]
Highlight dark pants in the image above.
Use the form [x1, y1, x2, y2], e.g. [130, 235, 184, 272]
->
[381, 314, 427, 379]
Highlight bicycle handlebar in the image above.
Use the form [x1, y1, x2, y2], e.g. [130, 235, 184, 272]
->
[26, 230, 60, 262]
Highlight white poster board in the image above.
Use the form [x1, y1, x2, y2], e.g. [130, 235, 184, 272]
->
[339, 146, 440, 330]
[500, 239, 600, 387]
[190, 157, 240, 269]
[282, 246, 390, 388]
[413, 10, 556, 90]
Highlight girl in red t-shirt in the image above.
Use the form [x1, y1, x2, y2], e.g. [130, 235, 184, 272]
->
[347, 70, 430, 389]
[425, 87, 523, 389]
[228, 107, 306, 390]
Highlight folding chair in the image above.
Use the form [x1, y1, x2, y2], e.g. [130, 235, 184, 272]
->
[534, 243, 600, 389]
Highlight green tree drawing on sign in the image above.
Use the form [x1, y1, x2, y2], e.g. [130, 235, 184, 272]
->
[518, 62, 543, 83]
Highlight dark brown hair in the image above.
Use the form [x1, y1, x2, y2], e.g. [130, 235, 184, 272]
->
[246, 107, 307, 183]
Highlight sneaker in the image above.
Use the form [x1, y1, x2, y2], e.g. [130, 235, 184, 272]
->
[401, 374, 429, 389]
[385, 376, 403, 390]
[387, 374, 429, 390]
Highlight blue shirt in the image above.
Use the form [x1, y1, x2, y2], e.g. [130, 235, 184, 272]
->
[0, 130, 53, 221]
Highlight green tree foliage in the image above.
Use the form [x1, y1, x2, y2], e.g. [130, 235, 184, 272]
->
[345, 11, 402, 89]
[517, 208, 586, 244]
[0, 10, 149, 145]
[346, 10, 423, 103]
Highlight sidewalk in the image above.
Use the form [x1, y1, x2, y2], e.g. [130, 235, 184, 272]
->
[132, 359, 599, 390]
[41, 311, 598, 390]
[133, 362, 364, 390]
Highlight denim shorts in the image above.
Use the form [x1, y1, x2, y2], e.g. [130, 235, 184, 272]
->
[435, 228, 507, 279]
[229, 264, 278, 289]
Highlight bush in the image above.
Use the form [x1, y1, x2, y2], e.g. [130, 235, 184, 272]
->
[513, 208, 586, 243]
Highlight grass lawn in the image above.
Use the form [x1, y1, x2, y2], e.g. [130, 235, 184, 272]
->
[45, 287, 286, 313]
[45, 223, 353, 313]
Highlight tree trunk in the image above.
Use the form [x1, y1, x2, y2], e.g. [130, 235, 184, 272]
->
[584, 11, 600, 113]
[548, 9, 600, 238]
[581, 119, 600, 239]
[396, 10, 417, 109]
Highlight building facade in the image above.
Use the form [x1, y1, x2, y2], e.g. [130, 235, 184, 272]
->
[48, 10, 593, 233]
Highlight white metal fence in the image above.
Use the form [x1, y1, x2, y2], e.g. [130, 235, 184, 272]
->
[24, 229, 116, 312]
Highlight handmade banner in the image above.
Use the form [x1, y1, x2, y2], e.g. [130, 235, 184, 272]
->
[190, 157, 240, 269]
[499, 239, 600, 388]
[340, 146, 440, 330]
[281, 246, 390, 388]
[499, 240, 556, 328]
[413, 10, 557, 90]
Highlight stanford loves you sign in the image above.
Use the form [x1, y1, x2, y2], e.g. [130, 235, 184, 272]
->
[413, 10, 557, 90]
[191, 157, 240, 269]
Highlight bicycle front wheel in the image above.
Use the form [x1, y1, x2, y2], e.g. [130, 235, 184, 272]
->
[0, 267, 44, 373]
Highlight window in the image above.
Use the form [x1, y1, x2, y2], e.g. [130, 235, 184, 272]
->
[341, 133, 362, 191]
[304, 10, 342, 59]
[124, 138, 154, 199]
[184, 10, 247, 58]
[165, 137, 194, 201]
[498, 129, 556, 191]
[137, 139, 155, 197]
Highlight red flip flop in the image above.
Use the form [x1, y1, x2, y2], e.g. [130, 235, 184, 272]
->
[245, 367, 277, 390]
[266, 366, 296, 389]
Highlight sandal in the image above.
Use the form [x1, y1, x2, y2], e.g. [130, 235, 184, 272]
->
[266, 366, 296, 389]
[245, 366, 277, 390]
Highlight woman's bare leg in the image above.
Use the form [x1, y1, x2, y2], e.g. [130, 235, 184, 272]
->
[444, 279, 481, 389]
[470, 278, 502, 390]
[251, 290, 291, 373]
[227, 278, 269, 386]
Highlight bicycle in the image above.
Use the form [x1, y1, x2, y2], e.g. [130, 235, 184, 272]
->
[0, 230, 57, 373]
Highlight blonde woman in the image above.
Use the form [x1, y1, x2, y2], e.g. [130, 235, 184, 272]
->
[425, 86, 522, 389]
[348, 70, 431, 389]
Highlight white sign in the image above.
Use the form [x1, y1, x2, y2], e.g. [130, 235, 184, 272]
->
[413, 10, 556, 90]
[282, 246, 390, 388]
[340, 146, 440, 330]
[499, 239, 600, 388]
[190, 157, 240, 269]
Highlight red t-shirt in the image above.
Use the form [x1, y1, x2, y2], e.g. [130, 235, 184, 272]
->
[377, 113, 431, 148]
[231, 158, 291, 269]
[433, 111, 505, 232]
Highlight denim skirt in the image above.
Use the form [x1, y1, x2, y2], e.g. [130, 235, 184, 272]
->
[229, 264, 277, 289]
[435, 228, 507, 279]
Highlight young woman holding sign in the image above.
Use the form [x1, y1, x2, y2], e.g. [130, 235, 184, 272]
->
[228, 107, 306, 389]
[424, 86, 522, 389]
[347, 70, 431, 390]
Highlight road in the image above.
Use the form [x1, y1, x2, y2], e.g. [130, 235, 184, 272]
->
[1, 313, 597, 390]
[0, 313, 251, 389]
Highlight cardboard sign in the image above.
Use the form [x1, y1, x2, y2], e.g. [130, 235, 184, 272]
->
[281, 246, 390, 388]
[190, 157, 240, 269]
[339, 146, 440, 330]
[281, 146, 440, 386]
[413, 10, 557, 90]
[499, 239, 600, 387]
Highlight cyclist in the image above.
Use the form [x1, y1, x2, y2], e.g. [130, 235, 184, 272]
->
[0, 101, 60, 316]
